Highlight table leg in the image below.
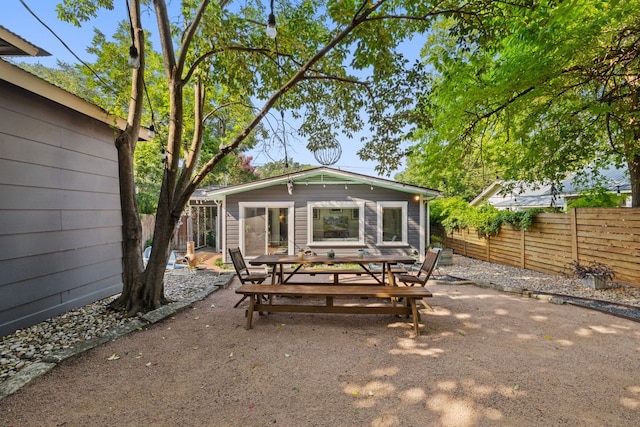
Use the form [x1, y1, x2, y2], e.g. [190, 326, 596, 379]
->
[283, 264, 303, 283]
[381, 263, 386, 285]
[410, 298, 420, 336]
[386, 264, 397, 287]
[358, 263, 383, 285]
[270, 265, 278, 284]
[246, 295, 256, 330]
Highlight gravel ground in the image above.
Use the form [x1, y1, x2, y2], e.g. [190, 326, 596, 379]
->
[0, 269, 224, 383]
[2, 255, 639, 386]
[440, 255, 640, 307]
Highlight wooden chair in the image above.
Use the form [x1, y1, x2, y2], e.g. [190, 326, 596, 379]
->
[395, 248, 440, 287]
[229, 247, 269, 308]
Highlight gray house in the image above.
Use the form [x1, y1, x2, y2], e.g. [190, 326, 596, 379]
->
[202, 167, 441, 262]
[0, 28, 147, 337]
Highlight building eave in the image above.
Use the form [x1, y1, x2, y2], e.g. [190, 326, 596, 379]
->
[204, 167, 441, 199]
[1, 59, 152, 139]
[0, 25, 50, 57]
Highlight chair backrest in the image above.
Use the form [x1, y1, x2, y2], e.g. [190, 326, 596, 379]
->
[417, 248, 440, 279]
[228, 247, 249, 277]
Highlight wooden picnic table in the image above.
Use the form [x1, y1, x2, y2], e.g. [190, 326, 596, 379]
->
[236, 284, 433, 335]
[249, 253, 416, 285]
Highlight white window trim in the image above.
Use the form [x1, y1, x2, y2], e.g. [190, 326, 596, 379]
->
[238, 202, 295, 256]
[376, 201, 408, 246]
[307, 201, 365, 247]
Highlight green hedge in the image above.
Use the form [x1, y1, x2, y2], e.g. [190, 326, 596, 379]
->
[430, 197, 544, 235]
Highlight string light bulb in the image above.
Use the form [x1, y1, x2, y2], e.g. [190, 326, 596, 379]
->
[266, 0, 277, 38]
[266, 14, 277, 38]
[148, 124, 156, 139]
[287, 179, 293, 195]
[128, 45, 140, 69]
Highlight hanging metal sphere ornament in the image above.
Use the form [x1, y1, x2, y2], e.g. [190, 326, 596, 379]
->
[313, 139, 342, 166]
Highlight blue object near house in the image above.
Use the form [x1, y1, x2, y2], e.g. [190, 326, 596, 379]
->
[143, 247, 185, 270]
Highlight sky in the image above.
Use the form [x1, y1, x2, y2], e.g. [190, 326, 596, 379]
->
[3, 0, 406, 179]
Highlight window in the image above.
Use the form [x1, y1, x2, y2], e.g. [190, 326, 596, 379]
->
[377, 202, 407, 245]
[308, 202, 364, 245]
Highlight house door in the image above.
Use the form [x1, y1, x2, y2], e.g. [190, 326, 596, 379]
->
[242, 205, 291, 257]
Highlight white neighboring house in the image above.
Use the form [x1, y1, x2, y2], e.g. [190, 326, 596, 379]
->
[471, 165, 631, 210]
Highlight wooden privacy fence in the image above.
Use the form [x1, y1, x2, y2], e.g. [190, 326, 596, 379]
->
[140, 214, 188, 252]
[437, 208, 640, 287]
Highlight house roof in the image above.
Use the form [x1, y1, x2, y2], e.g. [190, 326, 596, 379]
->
[471, 164, 630, 209]
[0, 25, 50, 57]
[0, 28, 152, 140]
[202, 167, 441, 200]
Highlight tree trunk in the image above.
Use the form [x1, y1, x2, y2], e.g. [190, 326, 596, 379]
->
[110, 131, 146, 314]
[110, 0, 155, 315]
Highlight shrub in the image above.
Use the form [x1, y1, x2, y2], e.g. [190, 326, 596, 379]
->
[567, 192, 627, 209]
[431, 197, 545, 235]
[569, 260, 614, 280]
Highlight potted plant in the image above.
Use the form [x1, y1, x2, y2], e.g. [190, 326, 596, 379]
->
[429, 235, 444, 248]
[569, 260, 614, 290]
[430, 235, 453, 265]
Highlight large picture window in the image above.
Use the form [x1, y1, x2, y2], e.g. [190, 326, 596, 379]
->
[308, 202, 364, 245]
[377, 201, 408, 245]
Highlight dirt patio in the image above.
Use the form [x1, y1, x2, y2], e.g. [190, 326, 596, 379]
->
[1, 278, 639, 426]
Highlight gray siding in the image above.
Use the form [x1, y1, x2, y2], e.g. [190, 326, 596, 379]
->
[0, 81, 122, 337]
[224, 183, 423, 260]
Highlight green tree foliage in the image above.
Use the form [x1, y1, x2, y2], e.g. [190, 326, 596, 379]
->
[409, 0, 640, 206]
[567, 192, 627, 209]
[255, 159, 314, 179]
[16, 61, 101, 101]
[55, 0, 516, 314]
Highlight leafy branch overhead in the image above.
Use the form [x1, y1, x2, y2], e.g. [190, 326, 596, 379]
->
[407, 0, 640, 206]
[53, 0, 511, 315]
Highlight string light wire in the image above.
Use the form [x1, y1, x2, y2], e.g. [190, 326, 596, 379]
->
[18, 0, 158, 142]
[17, 0, 119, 95]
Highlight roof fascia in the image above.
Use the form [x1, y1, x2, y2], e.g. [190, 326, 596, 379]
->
[470, 181, 503, 206]
[205, 167, 440, 199]
[0, 26, 49, 56]
[1, 59, 152, 139]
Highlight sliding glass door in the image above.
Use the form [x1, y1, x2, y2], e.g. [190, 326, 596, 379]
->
[241, 203, 293, 257]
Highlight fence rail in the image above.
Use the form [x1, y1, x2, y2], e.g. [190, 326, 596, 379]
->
[436, 208, 640, 287]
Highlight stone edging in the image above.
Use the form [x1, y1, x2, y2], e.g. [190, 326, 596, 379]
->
[0, 273, 234, 401]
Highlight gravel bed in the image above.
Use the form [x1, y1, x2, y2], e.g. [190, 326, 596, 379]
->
[2, 257, 640, 385]
[0, 269, 222, 383]
[440, 255, 640, 307]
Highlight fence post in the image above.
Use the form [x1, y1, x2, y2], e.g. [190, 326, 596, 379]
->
[486, 235, 490, 262]
[520, 229, 525, 269]
[569, 208, 578, 262]
[462, 228, 467, 256]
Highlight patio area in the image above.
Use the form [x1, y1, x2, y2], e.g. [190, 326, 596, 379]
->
[2, 260, 640, 426]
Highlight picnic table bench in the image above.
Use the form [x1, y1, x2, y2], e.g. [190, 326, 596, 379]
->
[236, 284, 433, 336]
